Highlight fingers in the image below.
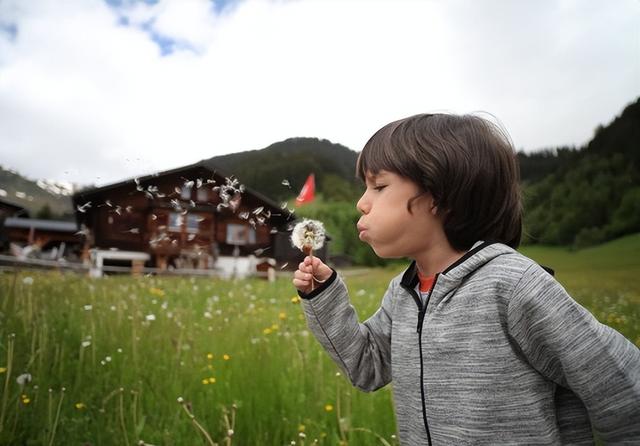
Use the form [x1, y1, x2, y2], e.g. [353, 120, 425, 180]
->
[292, 268, 313, 293]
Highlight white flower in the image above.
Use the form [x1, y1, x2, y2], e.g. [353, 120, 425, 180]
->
[81, 341, 91, 348]
[83, 304, 92, 311]
[145, 314, 156, 321]
[203, 311, 212, 319]
[105, 356, 112, 362]
[16, 373, 32, 386]
[290, 219, 325, 252]
[22, 277, 33, 285]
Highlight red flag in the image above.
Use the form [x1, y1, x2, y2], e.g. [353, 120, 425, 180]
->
[295, 173, 315, 206]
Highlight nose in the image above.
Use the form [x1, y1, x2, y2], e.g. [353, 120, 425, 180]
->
[356, 191, 370, 215]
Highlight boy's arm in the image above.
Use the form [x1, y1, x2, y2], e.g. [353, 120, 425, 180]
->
[507, 264, 640, 443]
[299, 270, 394, 392]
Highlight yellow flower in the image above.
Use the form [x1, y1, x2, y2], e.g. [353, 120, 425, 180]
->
[324, 404, 333, 412]
[271, 324, 279, 331]
[0, 367, 6, 374]
[298, 424, 306, 432]
[149, 287, 165, 297]
[202, 378, 210, 385]
[291, 296, 300, 304]
[75, 402, 86, 410]
[209, 377, 216, 383]
[223, 354, 230, 361]
[263, 328, 272, 335]
[21, 395, 30, 405]
[278, 312, 287, 320]
[207, 353, 214, 360]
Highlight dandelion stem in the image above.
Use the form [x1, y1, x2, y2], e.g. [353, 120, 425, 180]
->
[179, 401, 216, 446]
[119, 388, 131, 446]
[47, 387, 65, 446]
[0, 334, 15, 433]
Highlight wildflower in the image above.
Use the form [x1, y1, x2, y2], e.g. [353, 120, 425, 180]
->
[227, 429, 234, 437]
[223, 354, 231, 361]
[75, 402, 86, 410]
[21, 395, 30, 405]
[22, 277, 34, 285]
[207, 353, 214, 360]
[16, 373, 32, 386]
[149, 287, 165, 297]
[81, 341, 91, 348]
[105, 356, 112, 362]
[263, 328, 273, 335]
[324, 404, 334, 412]
[177, 396, 184, 404]
[209, 377, 216, 383]
[290, 219, 325, 254]
[0, 367, 6, 374]
[298, 424, 306, 432]
[204, 311, 212, 319]
[271, 324, 279, 331]
[83, 304, 93, 311]
[145, 314, 156, 321]
[299, 432, 306, 439]
[202, 379, 209, 385]
[291, 296, 300, 304]
[279, 312, 287, 320]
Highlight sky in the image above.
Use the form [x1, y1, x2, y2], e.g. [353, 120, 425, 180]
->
[0, 0, 638, 188]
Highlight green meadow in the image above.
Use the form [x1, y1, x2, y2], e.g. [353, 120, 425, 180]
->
[0, 235, 639, 445]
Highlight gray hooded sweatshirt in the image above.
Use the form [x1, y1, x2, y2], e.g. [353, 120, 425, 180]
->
[299, 242, 640, 445]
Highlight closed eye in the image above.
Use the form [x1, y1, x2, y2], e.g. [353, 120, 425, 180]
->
[373, 185, 387, 191]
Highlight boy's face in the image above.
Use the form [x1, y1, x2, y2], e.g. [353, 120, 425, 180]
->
[356, 170, 444, 259]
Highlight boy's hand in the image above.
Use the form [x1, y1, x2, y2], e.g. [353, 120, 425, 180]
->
[292, 256, 333, 294]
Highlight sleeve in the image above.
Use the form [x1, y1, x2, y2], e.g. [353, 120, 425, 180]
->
[299, 270, 394, 392]
[507, 264, 640, 443]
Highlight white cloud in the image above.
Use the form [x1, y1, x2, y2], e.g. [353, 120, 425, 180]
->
[0, 0, 638, 186]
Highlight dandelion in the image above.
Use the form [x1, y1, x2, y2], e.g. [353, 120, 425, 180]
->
[22, 276, 34, 285]
[263, 328, 273, 335]
[207, 353, 214, 360]
[324, 404, 334, 412]
[21, 395, 30, 405]
[105, 356, 112, 362]
[0, 367, 6, 374]
[83, 304, 93, 311]
[279, 312, 287, 320]
[209, 377, 216, 383]
[16, 373, 32, 386]
[291, 219, 325, 254]
[75, 402, 86, 410]
[291, 296, 300, 304]
[223, 354, 230, 361]
[298, 424, 306, 432]
[81, 341, 91, 348]
[145, 314, 156, 321]
[202, 379, 210, 385]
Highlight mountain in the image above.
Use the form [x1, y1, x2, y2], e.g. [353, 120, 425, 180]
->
[0, 166, 75, 219]
[522, 97, 640, 247]
[205, 137, 361, 202]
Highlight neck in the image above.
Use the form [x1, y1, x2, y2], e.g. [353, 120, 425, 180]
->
[414, 241, 465, 277]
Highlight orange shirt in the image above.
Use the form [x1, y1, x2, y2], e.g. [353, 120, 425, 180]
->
[418, 271, 436, 293]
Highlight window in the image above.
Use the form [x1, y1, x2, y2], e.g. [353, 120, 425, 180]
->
[186, 214, 200, 233]
[197, 188, 208, 202]
[226, 224, 256, 245]
[169, 213, 183, 232]
[181, 184, 192, 200]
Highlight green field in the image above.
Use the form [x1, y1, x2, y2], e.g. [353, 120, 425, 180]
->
[0, 235, 639, 445]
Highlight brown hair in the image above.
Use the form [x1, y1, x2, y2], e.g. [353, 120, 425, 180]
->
[356, 113, 522, 251]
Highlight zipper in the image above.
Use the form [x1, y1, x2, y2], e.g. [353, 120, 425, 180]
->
[407, 272, 439, 446]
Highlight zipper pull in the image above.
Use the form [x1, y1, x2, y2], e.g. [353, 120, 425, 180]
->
[416, 309, 426, 333]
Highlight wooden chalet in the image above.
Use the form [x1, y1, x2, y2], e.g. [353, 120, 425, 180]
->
[72, 160, 325, 275]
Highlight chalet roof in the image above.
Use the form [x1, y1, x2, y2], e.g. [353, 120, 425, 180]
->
[4, 217, 78, 233]
[0, 197, 29, 215]
[72, 159, 291, 217]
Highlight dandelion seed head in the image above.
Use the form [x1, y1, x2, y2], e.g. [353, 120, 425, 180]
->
[22, 276, 34, 285]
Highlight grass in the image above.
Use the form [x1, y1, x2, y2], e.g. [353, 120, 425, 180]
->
[0, 234, 638, 445]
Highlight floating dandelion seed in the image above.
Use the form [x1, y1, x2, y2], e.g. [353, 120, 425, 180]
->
[252, 206, 264, 215]
[280, 202, 288, 210]
[239, 211, 249, 220]
[270, 228, 278, 234]
[281, 179, 291, 188]
[134, 178, 143, 191]
[76, 201, 92, 213]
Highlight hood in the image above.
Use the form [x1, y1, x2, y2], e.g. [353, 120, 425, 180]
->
[400, 241, 517, 305]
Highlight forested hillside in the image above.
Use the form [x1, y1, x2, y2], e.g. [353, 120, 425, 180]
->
[521, 98, 639, 247]
[206, 137, 361, 202]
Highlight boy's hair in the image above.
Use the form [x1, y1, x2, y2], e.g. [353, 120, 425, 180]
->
[356, 113, 522, 251]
